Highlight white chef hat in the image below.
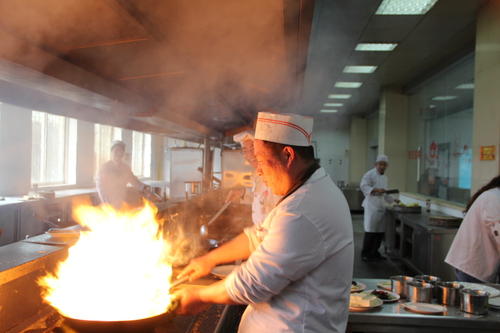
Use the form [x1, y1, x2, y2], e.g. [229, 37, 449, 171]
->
[376, 154, 389, 163]
[111, 140, 126, 151]
[254, 111, 313, 146]
[233, 130, 254, 143]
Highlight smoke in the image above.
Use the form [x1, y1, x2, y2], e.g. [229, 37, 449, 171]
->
[0, 0, 300, 133]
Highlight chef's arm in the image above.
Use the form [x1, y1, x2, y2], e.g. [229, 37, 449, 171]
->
[205, 232, 251, 265]
[176, 280, 238, 315]
[178, 232, 251, 281]
[360, 174, 374, 197]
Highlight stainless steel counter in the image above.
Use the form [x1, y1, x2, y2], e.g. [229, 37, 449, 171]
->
[385, 210, 458, 280]
[348, 279, 500, 332]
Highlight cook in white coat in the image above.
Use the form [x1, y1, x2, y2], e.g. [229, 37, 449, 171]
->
[176, 112, 354, 333]
[226, 130, 280, 225]
[360, 155, 396, 261]
[445, 175, 500, 283]
[96, 141, 150, 209]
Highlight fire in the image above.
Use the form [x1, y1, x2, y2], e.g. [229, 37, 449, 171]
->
[39, 201, 174, 321]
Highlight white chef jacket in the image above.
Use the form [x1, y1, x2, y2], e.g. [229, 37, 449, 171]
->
[445, 188, 500, 282]
[224, 167, 354, 333]
[96, 160, 145, 209]
[252, 176, 280, 226]
[360, 168, 394, 232]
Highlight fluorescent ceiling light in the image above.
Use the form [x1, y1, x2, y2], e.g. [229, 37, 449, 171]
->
[432, 96, 457, 101]
[355, 43, 398, 51]
[376, 0, 439, 15]
[335, 81, 363, 88]
[456, 83, 474, 90]
[328, 94, 351, 99]
[343, 66, 377, 74]
[320, 109, 338, 113]
[324, 103, 343, 107]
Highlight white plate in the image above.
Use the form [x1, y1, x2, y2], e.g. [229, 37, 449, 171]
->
[488, 297, 500, 308]
[377, 280, 392, 291]
[367, 289, 400, 303]
[456, 282, 500, 298]
[403, 302, 446, 315]
[349, 297, 383, 312]
[211, 264, 238, 278]
[351, 282, 366, 293]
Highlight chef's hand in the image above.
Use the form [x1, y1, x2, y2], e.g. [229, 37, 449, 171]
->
[177, 255, 216, 281]
[371, 188, 386, 196]
[175, 286, 210, 315]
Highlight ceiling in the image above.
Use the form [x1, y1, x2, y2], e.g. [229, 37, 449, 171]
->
[300, 0, 487, 118]
[0, 0, 489, 139]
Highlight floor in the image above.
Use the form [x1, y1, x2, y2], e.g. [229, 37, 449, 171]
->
[351, 214, 412, 279]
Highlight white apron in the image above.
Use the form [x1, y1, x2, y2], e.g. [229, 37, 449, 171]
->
[360, 168, 393, 232]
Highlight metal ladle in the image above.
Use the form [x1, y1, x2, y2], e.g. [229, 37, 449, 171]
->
[200, 201, 231, 237]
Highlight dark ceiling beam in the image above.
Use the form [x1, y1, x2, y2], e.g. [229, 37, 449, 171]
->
[107, 0, 165, 41]
[118, 71, 184, 81]
[0, 27, 215, 136]
[64, 37, 149, 52]
[282, 0, 316, 107]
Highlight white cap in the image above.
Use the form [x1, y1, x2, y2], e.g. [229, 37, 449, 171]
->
[233, 130, 254, 143]
[111, 140, 126, 151]
[254, 112, 313, 146]
[376, 154, 389, 163]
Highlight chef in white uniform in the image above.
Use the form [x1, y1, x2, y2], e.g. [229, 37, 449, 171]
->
[228, 130, 280, 225]
[360, 155, 396, 261]
[176, 112, 354, 333]
[445, 175, 500, 283]
[96, 140, 150, 209]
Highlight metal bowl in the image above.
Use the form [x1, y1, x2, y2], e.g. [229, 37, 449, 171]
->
[460, 289, 490, 315]
[436, 281, 463, 306]
[390, 275, 414, 299]
[407, 280, 434, 303]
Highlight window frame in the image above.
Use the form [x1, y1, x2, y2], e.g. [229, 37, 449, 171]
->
[31, 111, 77, 188]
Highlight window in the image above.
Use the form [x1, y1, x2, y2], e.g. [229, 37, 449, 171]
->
[94, 124, 122, 174]
[406, 56, 474, 204]
[31, 111, 77, 186]
[132, 131, 151, 178]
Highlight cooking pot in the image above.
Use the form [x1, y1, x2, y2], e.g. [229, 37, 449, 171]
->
[62, 299, 178, 333]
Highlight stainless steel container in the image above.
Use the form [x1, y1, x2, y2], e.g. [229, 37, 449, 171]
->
[415, 275, 441, 299]
[407, 280, 434, 303]
[436, 281, 463, 306]
[390, 275, 414, 299]
[460, 289, 489, 315]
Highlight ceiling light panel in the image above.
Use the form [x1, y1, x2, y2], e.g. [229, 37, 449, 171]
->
[335, 82, 363, 88]
[432, 96, 457, 101]
[456, 83, 474, 90]
[355, 43, 398, 51]
[343, 66, 377, 74]
[328, 94, 351, 99]
[324, 103, 343, 107]
[376, 0, 439, 15]
[320, 109, 338, 113]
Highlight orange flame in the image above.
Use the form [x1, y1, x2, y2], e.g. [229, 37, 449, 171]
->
[39, 202, 174, 321]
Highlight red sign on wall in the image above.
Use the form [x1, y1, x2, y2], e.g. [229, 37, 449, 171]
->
[480, 145, 496, 161]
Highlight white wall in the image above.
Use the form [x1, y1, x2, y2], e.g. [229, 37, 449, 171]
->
[348, 117, 367, 185]
[472, 1, 500, 192]
[313, 115, 350, 183]
[0, 103, 32, 195]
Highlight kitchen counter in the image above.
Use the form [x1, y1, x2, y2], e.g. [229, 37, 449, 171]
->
[388, 208, 460, 234]
[348, 278, 500, 332]
[385, 209, 459, 280]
